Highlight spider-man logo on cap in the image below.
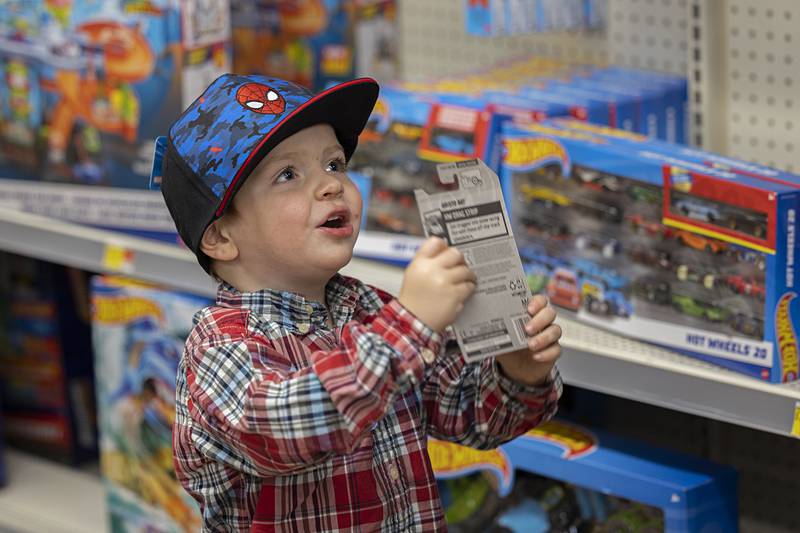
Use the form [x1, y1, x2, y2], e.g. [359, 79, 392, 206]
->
[236, 83, 286, 115]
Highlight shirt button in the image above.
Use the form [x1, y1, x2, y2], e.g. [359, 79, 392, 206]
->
[297, 322, 310, 334]
[388, 465, 400, 481]
[420, 348, 435, 364]
[305, 304, 314, 314]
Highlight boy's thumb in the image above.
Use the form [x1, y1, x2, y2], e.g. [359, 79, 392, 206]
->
[416, 237, 447, 258]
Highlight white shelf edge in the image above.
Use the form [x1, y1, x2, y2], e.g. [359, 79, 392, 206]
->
[1, 206, 799, 438]
[0, 450, 106, 533]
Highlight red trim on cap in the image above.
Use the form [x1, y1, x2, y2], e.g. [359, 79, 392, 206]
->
[215, 78, 377, 217]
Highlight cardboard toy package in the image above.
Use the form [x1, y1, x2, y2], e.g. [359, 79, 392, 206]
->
[0, 252, 96, 464]
[0, 0, 230, 241]
[429, 419, 737, 532]
[350, 87, 505, 263]
[500, 120, 800, 382]
[231, 0, 354, 91]
[91, 275, 210, 532]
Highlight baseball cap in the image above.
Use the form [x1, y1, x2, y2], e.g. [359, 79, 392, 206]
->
[153, 74, 379, 273]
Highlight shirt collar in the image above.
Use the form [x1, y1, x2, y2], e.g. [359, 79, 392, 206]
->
[215, 274, 360, 332]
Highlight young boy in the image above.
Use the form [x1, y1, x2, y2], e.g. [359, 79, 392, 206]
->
[159, 74, 563, 532]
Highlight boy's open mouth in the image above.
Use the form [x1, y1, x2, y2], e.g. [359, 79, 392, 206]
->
[321, 216, 345, 228]
[319, 210, 350, 229]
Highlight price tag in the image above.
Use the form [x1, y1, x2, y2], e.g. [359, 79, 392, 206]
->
[102, 244, 135, 274]
[792, 402, 800, 439]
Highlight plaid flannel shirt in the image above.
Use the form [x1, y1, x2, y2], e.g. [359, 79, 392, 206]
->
[173, 274, 562, 532]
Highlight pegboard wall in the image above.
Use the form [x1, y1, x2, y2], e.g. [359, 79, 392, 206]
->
[607, 0, 688, 75]
[398, 0, 609, 81]
[398, 0, 688, 81]
[690, 0, 799, 172]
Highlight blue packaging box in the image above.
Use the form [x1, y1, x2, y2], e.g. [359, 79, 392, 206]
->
[429, 419, 737, 532]
[501, 120, 800, 382]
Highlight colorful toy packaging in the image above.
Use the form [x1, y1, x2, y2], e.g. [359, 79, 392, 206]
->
[350, 87, 508, 263]
[0, 252, 96, 464]
[91, 276, 210, 532]
[352, 0, 398, 82]
[429, 419, 737, 532]
[502, 119, 800, 382]
[0, 0, 230, 236]
[231, 0, 354, 91]
[465, 0, 605, 37]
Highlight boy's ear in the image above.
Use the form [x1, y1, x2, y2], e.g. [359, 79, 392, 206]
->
[200, 219, 239, 262]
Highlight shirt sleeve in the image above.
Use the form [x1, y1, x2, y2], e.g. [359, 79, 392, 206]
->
[184, 300, 442, 477]
[421, 334, 562, 450]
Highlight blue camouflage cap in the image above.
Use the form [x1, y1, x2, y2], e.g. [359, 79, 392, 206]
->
[156, 74, 379, 273]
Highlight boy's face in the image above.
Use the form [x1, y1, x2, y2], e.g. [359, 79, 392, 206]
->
[224, 124, 363, 290]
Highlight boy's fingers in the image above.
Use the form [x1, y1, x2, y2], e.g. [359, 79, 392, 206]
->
[416, 237, 448, 258]
[446, 265, 477, 284]
[528, 324, 562, 350]
[455, 280, 477, 301]
[525, 306, 558, 335]
[527, 294, 548, 315]
[531, 342, 562, 363]
[437, 246, 467, 268]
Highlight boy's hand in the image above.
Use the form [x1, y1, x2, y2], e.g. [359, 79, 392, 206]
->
[398, 237, 477, 333]
[496, 295, 562, 386]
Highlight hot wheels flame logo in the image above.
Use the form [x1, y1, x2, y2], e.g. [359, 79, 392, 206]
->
[428, 439, 513, 495]
[503, 138, 569, 173]
[92, 296, 164, 324]
[776, 293, 798, 381]
[522, 420, 598, 459]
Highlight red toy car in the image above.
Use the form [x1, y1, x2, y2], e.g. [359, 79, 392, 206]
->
[726, 275, 766, 300]
[546, 268, 582, 311]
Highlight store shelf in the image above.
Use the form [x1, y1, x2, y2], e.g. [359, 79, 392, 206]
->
[2, 206, 799, 438]
[0, 450, 106, 533]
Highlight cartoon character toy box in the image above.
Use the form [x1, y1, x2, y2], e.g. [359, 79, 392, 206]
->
[0, 253, 96, 464]
[429, 419, 737, 532]
[501, 120, 800, 382]
[231, 0, 354, 91]
[91, 275, 211, 532]
[0, 0, 230, 240]
[349, 87, 505, 263]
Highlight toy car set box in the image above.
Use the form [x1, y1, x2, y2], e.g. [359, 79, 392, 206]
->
[350, 87, 505, 263]
[500, 120, 800, 382]
[0, 252, 96, 464]
[91, 275, 210, 532]
[429, 419, 737, 532]
[0, 0, 230, 240]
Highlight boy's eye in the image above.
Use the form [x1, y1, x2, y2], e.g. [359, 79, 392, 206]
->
[326, 157, 347, 173]
[275, 167, 296, 183]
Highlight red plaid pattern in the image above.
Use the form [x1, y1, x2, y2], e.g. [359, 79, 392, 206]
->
[173, 274, 561, 531]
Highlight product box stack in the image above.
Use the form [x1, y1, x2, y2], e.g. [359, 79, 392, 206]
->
[501, 119, 800, 382]
[91, 276, 210, 532]
[0, 252, 97, 464]
[231, 0, 350, 90]
[0, 0, 230, 240]
[430, 419, 737, 532]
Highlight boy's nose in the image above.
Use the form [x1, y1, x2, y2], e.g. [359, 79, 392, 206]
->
[316, 173, 344, 199]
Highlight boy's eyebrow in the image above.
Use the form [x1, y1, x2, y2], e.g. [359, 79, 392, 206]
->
[264, 145, 345, 167]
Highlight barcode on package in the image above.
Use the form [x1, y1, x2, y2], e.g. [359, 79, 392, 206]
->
[514, 318, 528, 343]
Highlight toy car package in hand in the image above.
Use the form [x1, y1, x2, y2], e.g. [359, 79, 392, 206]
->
[415, 159, 531, 361]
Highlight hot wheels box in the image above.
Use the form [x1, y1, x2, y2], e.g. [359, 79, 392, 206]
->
[231, 0, 353, 91]
[501, 120, 800, 382]
[91, 276, 211, 532]
[0, 0, 230, 237]
[429, 419, 737, 532]
[350, 88, 504, 263]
